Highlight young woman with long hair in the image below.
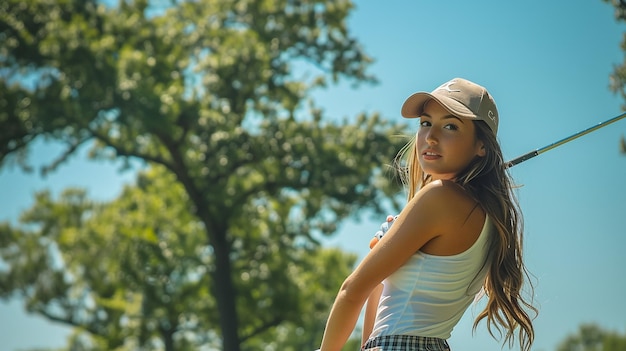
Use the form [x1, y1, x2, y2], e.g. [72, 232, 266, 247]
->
[318, 78, 537, 351]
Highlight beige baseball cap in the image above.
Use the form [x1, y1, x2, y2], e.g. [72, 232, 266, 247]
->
[401, 78, 499, 135]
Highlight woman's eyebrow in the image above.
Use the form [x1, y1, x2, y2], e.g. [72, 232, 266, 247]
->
[443, 115, 465, 123]
[420, 113, 464, 123]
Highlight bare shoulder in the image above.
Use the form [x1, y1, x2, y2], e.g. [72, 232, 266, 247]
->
[414, 180, 486, 255]
[412, 180, 480, 227]
[417, 180, 475, 206]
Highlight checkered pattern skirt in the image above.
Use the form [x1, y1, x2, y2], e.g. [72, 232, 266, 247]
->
[361, 335, 450, 351]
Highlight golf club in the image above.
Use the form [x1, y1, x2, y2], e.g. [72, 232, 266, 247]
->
[506, 112, 626, 168]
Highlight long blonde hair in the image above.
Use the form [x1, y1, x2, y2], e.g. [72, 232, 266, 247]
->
[395, 120, 537, 351]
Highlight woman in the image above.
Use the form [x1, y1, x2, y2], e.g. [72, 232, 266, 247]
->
[319, 78, 536, 351]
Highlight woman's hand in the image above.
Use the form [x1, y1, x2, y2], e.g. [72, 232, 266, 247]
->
[369, 214, 398, 249]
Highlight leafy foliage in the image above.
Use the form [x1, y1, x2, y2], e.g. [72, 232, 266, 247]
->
[603, 0, 626, 153]
[557, 324, 626, 351]
[0, 167, 359, 350]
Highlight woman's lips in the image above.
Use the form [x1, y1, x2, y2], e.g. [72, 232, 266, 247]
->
[422, 150, 441, 160]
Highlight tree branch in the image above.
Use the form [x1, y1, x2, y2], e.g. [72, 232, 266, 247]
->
[88, 128, 173, 169]
[240, 316, 283, 342]
[40, 137, 90, 177]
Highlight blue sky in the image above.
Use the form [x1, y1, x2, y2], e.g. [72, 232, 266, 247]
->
[1, 1, 626, 350]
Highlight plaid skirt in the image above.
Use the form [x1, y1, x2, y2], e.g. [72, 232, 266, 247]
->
[361, 335, 450, 351]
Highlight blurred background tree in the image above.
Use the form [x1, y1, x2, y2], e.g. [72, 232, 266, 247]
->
[604, 0, 626, 153]
[556, 324, 626, 351]
[0, 167, 360, 350]
[0, 0, 406, 350]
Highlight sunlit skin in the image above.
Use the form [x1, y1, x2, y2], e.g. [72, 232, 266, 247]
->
[417, 100, 486, 181]
[319, 101, 489, 351]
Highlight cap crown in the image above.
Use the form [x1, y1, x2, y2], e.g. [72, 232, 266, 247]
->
[401, 78, 499, 134]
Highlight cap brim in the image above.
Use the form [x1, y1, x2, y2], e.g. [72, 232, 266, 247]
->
[401, 92, 477, 120]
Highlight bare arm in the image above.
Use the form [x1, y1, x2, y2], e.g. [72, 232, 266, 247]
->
[362, 283, 383, 346]
[319, 182, 457, 351]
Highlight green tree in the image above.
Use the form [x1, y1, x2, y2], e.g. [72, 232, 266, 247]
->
[556, 324, 626, 351]
[603, 0, 626, 154]
[0, 1, 405, 350]
[1, 168, 210, 350]
[0, 167, 359, 350]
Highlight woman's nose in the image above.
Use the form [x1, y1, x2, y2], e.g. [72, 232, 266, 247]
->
[425, 128, 438, 144]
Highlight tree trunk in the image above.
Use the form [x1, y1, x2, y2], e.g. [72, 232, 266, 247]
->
[163, 328, 174, 351]
[211, 229, 241, 351]
[167, 153, 242, 350]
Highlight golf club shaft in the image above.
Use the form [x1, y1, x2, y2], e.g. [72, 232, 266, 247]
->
[506, 112, 626, 168]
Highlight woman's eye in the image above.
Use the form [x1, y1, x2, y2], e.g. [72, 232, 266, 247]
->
[420, 120, 431, 127]
[444, 124, 459, 131]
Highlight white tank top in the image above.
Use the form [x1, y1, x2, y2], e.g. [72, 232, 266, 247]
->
[370, 216, 493, 339]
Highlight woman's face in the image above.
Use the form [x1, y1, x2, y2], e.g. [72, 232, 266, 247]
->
[416, 100, 486, 180]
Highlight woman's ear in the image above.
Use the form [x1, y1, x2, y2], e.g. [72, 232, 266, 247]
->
[476, 141, 487, 157]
